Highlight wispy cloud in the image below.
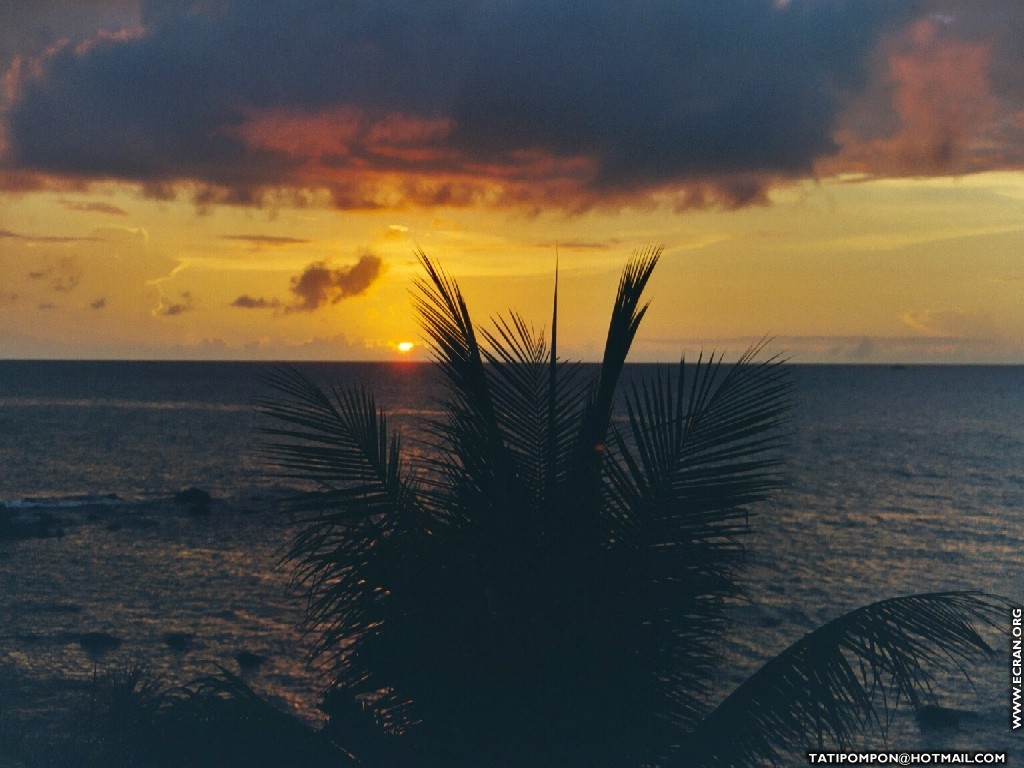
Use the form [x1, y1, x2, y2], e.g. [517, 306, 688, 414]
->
[26, 257, 83, 292]
[637, 332, 1017, 363]
[219, 234, 311, 247]
[0, 227, 99, 244]
[534, 240, 616, 251]
[59, 199, 128, 216]
[900, 308, 999, 338]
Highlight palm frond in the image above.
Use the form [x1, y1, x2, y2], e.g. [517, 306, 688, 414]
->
[411, 251, 497, 432]
[579, 245, 661, 454]
[559, 245, 661, 543]
[548, 250, 560, 497]
[411, 251, 522, 530]
[258, 367, 406, 501]
[257, 366, 424, 699]
[258, 251, 1008, 768]
[609, 342, 791, 539]
[479, 311, 588, 510]
[591, 346, 791, 736]
[681, 591, 1007, 767]
[478, 312, 548, 503]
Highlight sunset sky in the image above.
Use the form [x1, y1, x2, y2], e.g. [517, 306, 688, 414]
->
[1, 1, 1022, 362]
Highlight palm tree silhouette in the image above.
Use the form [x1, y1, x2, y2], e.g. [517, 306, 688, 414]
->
[260, 247, 1004, 767]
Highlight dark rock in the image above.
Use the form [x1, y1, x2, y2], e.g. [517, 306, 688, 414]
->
[164, 631, 195, 652]
[916, 704, 974, 730]
[77, 631, 122, 657]
[175, 487, 212, 515]
[174, 487, 212, 505]
[235, 650, 266, 671]
[0, 507, 65, 540]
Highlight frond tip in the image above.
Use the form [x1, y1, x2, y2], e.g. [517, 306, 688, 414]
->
[684, 591, 1008, 767]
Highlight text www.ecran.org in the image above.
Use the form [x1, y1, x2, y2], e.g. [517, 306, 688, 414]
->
[1012, 608, 1021, 730]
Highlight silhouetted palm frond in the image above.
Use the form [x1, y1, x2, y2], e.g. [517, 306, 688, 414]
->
[258, 365, 424, 697]
[564, 246, 661, 544]
[260, 249, 1006, 768]
[682, 592, 1006, 767]
[597, 344, 791, 737]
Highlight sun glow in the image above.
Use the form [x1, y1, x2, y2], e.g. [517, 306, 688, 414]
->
[396, 341, 415, 354]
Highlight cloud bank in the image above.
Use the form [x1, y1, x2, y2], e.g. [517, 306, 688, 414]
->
[3, 1, 1023, 211]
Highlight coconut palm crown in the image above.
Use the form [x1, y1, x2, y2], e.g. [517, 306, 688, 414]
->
[260, 247, 1004, 767]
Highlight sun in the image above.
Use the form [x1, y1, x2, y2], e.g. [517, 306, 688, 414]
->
[396, 341, 415, 354]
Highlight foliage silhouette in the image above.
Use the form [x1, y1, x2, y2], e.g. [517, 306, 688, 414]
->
[260, 248, 1004, 767]
[1, 665, 350, 768]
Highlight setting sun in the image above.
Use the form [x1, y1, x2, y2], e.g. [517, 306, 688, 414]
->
[396, 341, 415, 354]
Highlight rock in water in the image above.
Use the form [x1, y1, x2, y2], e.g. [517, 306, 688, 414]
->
[235, 650, 265, 671]
[174, 487, 211, 505]
[174, 487, 212, 515]
[916, 704, 973, 730]
[164, 631, 195, 652]
[77, 631, 122, 658]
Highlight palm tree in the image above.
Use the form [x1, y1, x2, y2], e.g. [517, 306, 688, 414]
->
[260, 247, 1004, 767]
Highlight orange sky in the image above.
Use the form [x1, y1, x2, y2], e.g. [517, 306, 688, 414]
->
[1, 3, 1022, 362]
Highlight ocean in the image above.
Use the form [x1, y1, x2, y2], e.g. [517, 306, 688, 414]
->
[1, 361, 1022, 761]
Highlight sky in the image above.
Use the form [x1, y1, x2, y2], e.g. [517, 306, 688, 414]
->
[0, 1, 1022, 363]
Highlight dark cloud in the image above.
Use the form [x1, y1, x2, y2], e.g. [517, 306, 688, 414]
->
[231, 294, 281, 309]
[288, 253, 382, 312]
[7, 1, 1021, 209]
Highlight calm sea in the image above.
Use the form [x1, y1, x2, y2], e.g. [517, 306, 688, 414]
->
[1, 361, 1022, 760]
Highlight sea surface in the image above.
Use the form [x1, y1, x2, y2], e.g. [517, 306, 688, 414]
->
[0, 361, 1022, 762]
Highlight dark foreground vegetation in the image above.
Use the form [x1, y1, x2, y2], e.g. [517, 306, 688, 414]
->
[0, 667, 350, 768]
[1, 249, 1006, 767]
